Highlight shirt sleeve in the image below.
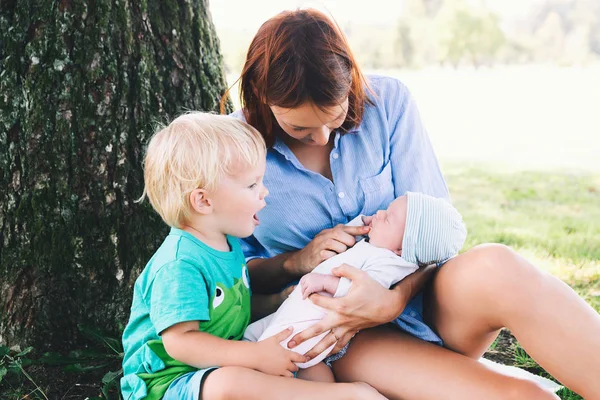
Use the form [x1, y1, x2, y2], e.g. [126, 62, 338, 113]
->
[240, 235, 270, 263]
[149, 261, 211, 334]
[385, 78, 450, 201]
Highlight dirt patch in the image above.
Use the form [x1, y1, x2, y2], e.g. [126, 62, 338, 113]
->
[484, 328, 553, 377]
[483, 328, 518, 366]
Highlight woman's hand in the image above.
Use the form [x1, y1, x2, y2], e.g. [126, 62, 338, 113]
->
[287, 264, 411, 359]
[284, 225, 370, 276]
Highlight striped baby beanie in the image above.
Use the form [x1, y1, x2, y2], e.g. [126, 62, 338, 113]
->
[401, 192, 467, 266]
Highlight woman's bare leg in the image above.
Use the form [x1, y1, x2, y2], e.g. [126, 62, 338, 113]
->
[333, 325, 558, 400]
[428, 244, 600, 399]
[202, 366, 385, 400]
[297, 362, 336, 382]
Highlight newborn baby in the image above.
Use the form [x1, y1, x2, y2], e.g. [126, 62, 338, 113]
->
[244, 192, 467, 369]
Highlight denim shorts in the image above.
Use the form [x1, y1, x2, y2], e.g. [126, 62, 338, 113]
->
[163, 368, 217, 400]
[323, 342, 350, 367]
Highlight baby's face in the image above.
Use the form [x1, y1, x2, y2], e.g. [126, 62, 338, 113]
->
[365, 195, 407, 254]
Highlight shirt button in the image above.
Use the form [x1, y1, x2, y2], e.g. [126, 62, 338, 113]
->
[332, 152, 339, 159]
[410, 311, 417, 317]
[338, 192, 345, 199]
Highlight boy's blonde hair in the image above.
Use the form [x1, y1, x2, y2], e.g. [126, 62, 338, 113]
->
[140, 112, 266, 228]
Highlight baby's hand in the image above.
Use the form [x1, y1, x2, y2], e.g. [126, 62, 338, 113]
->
[300, 273, 341, 299]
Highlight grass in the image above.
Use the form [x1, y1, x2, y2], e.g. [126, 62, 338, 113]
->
[446, 164, 600, 312]
[1, 166, 598, 399]
[446, 164, 600, 400]
[0, 326, 123, 400]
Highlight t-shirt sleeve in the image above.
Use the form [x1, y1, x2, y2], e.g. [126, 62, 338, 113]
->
[385, 78, 450, 201]
[149, 261, 211, 335]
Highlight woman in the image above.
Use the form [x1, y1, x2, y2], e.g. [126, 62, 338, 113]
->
[224, 9, 600, 399]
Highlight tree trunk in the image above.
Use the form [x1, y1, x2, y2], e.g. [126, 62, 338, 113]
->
[0, 0, 231, 351]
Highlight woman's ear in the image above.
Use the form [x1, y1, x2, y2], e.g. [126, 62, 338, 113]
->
[189, 189, 212, 215]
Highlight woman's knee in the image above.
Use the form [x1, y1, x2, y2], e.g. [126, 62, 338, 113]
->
[448, 243, 517, 274]
[438, 243, 541, 296]
[431, 243, 551, 331]
[201, 367, 248, 400]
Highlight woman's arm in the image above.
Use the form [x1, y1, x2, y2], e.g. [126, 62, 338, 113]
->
[388, 263, 438, 319]
[251, 286, 296, 321]
[287, 263, 437, 359]
[247, 253, 299, 294]
[247, 225, 371, 294]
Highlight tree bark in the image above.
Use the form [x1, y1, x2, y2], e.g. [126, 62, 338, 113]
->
[0, 0, 232, 351]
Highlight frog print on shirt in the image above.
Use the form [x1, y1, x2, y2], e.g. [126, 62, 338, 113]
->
[201, 265, 251, 340]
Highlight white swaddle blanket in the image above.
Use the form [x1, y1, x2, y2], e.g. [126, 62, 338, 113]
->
[245, 239, 418, 368]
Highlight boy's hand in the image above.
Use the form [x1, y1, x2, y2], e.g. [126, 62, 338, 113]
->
[254, 327, 308, 377]
[300, 273, 341, 299]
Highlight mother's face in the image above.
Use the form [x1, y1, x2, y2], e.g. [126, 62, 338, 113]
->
[270, 99, 349, 147]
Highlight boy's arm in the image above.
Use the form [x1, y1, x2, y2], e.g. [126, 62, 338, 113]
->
[162, 321, 256, 369]
[147, 262, 304, 375]
[161, 321, 307, 377]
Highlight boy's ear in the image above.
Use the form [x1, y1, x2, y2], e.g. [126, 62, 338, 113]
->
[189, 189, 212, 215]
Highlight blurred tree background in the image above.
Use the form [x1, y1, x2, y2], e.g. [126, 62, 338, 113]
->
[217, 0, 600, 72]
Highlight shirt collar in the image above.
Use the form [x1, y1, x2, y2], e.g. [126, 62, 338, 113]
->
[271, 129, 350, 156]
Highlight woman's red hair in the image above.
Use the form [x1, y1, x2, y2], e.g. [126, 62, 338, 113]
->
[222, 9, 371, 147]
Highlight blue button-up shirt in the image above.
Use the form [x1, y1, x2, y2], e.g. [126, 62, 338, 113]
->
[235, 75, 449, 344]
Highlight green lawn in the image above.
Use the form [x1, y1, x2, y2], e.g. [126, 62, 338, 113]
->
[447, 165, 600, 311]
[446, 164, 600, 399]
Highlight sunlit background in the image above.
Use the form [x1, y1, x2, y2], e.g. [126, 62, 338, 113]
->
[210, 0, 600, 171]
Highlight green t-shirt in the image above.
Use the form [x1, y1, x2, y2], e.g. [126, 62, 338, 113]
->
[120, 228, 251, 400]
